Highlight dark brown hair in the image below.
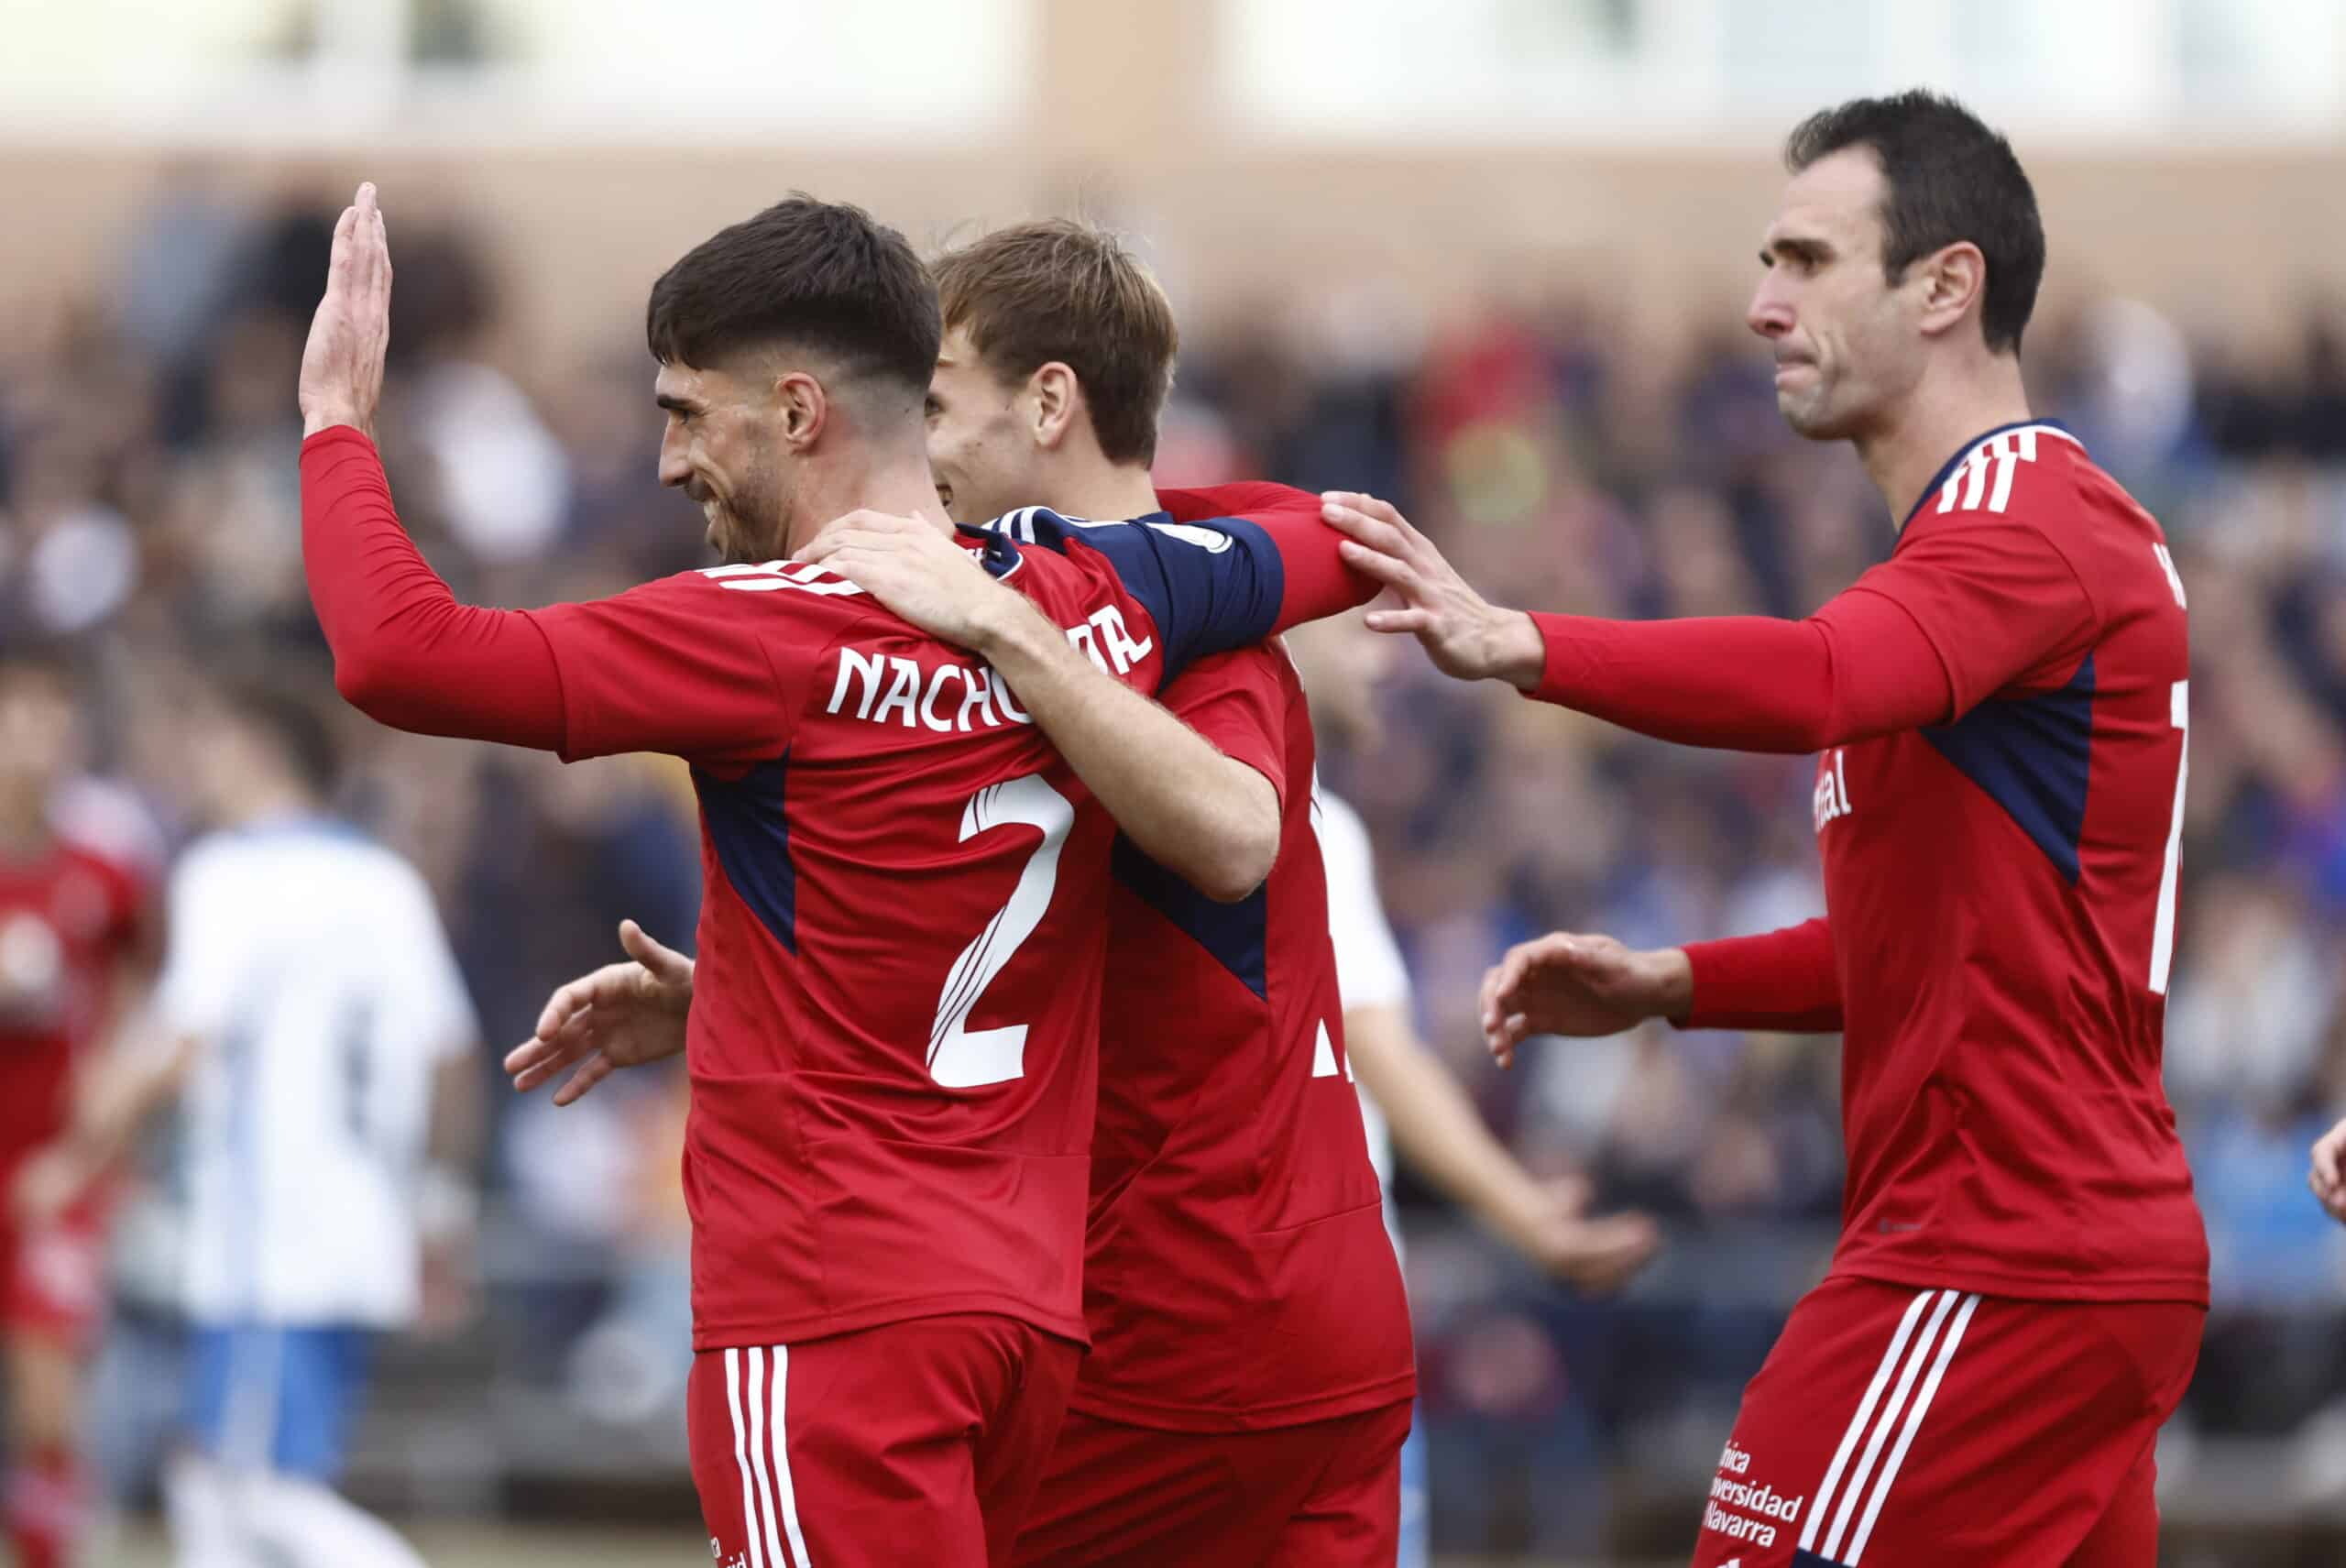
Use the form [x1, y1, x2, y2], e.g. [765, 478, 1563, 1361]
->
[1786, 90, 2045, 356]
[646, 194, 939, 395]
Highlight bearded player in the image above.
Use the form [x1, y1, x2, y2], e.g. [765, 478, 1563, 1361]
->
[512, 219, 1420, 1565]
[1324, 92, 2204, 1566]
[300, 185, 1371, 1566]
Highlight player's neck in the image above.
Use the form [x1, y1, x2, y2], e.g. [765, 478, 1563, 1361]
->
[786, 446, 951, 552]
[1034, 459, 1162, 524]
[1859, 353, 2034, 529]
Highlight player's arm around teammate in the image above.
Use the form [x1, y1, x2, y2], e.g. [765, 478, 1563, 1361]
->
[797, 510, 1278, 901]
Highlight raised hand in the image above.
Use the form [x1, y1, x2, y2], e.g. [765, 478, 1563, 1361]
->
[794, 510, 1022, 651]
[298, 181, 394, 439]
[1318, 491, 1546, 687]
[2311, 1116, 2346, 1223]
[1478, 932, 1693, 1068]
[503, 920, 695, 1106]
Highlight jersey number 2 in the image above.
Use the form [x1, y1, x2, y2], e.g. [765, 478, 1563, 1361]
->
[926, 774, 1075, 1087]
[2150, 680, 2187, 995]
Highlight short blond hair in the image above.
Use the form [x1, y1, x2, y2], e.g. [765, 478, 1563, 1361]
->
[932, 220, 1178, 466]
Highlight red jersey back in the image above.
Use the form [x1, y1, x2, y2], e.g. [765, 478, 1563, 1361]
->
[525, 506, 1311, 1350]
[1818, 422, 2207, 1303]
[1075, 642, 1415, 1431]
[0, 840, 148, 1168]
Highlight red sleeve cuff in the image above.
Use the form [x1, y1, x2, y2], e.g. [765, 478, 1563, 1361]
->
[1679, 918, 1843, 1034]
[1526, 611, 1578, 707]
[301, 422, 377, 458]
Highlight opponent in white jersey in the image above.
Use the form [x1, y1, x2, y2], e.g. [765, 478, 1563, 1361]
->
[1294, 620, 1662, 1568]
[59, 675, 480, 1568]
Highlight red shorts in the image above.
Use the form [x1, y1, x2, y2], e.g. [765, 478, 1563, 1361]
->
[686, 1312, 1082, 1568]
[1692, 1275, 2202, 1568]
[0, 1197, 109, 1346]
[1012, 1399, 1413, 1568]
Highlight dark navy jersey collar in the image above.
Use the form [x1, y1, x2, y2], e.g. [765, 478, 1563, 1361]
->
[1902, 417, 2078, 532]
[956, 521, 1027, 581]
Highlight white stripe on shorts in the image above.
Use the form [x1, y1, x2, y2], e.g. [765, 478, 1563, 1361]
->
[1797, 1289, 1935, 1554]
[1819, 1289, 1961, 1562]
[770, 1345, 815, 1568]
[723, 1348, 767, 1568]
[745, 1348, 789, 1567]
[1846, 1293, 1980, 1564]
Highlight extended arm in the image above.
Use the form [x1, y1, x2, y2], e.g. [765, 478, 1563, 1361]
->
[1318, 493, 1950, 752]
[1321, 491, 2098, 754]
[297, 186, 569, 748]
[1481, 916, 1841, 1067]
[1346, 1001, 1659, 1291]
[1520, 599, 1951, 753]
[1155, 482, 1380, 633]
[301, 429, 569, 748]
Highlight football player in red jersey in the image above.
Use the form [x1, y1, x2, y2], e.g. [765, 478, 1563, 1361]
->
[0, 649, 155, 1568]
[298, 186, 1371, 1568]
[513, 220, 1422, 1567]
[913, 223, 1417, 1567]
[1325, 92, 2204, 1566]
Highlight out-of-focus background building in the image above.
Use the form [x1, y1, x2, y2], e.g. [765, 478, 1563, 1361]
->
[5, 2, 2346, 1563]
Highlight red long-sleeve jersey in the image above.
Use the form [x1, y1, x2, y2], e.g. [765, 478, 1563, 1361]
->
[1075, 641, 1414, 1432]
[1531, 422, 2206, 1306]
[301, 427, 1375, 1349]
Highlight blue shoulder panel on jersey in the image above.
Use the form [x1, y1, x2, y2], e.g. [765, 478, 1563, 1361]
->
[990, 506, 1285, 682]
[1921, 652, 2094, 884]
[1111, 832, 1267, 1000]
[692, 753, 797, 953]
[1791, 1551, 1844, 1568]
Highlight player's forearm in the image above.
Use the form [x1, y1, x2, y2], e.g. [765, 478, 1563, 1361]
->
[1679, 916, 1844, 1033]
[973, 596, 1278, 902]
[422, 1047, 486, 1240]
[1526, 590, 1950, 752]
[1346, 1003, 1554, 1239]
[300, 427, 567, 750]
[425, 1047, 486, 1175]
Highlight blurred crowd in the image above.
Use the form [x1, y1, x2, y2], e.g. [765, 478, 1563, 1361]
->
[5, 184, 2346, 1556]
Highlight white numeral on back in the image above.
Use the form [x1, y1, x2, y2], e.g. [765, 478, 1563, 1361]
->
[2150, 680, 2187, 995]
[927, 774, 1075, 1088]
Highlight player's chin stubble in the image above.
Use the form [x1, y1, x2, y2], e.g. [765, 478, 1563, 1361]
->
[1778, 386, 1852, 443]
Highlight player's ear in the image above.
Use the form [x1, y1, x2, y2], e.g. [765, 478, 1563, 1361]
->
[774, 371, 829, 452]
[1026, 362, 1080, 452]
[1916, 242, 1988, 342]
